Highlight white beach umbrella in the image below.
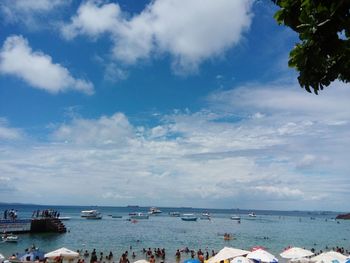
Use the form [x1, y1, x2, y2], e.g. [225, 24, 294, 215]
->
[231, 256, 254, 263]
[44, 248, 79, 260]
[207, 247, 250, 263]
[247, 249, 278, 263]
[290, 258, 312, 263]
[134, 260, 150, 263]
[0, 253, 5, 262]
[311, 251, 347, 263]
[280, 247, 314, 259]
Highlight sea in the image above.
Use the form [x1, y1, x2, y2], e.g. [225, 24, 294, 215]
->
[0, 204, 349, 262]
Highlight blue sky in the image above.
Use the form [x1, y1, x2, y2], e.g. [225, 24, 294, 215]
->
[0, 0, 349, 211]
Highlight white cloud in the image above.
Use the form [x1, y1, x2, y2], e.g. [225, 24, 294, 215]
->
[0, 118, 23, 140]
[0, 35, 94, 95]
[52, 113, 134, 145]
[0, 81, 349, 210]
[0, 0, 69, 29]
[62, 0, 252, 72]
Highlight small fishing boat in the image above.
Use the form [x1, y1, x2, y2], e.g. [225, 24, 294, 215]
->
[181, 214, 198, 221]
[148, 207, 162, 215]
[81, 210, 102, 219]
[58, 216, 71, 221]
[200, 212, 211, 220]
[130, 213, 149, 219]
[248, 212, 256, 217]
[2, 234, 18, 243]
[169, 212, 181, 217]
[231, 215, 241, 220]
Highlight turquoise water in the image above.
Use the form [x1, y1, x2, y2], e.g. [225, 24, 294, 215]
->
[0, 205, 349, 262]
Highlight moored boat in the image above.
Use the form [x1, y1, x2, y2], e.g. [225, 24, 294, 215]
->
[169, 212, 181, 217]
[148, 207, 162, 215]
[231, 215, 241, 220]
[181, 214, 198, 221]
[200, 212, 211, 220]
[130, 213, 149, 219]
[2, 234, 18, 242]
[81, 210, 102, 219]
[248, 212, 256, 218]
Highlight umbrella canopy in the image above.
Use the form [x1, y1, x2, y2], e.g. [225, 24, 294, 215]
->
[44, 248, 79, 260]
[134, 260, 150, 263]
[207, 247, 250, 263]
[280, 247, 314, 259]
[311, 251, 347, 263]
[231, 256, 254, 263]
[0, 253, 5, 262]
[247, 249, 278, 263]
[184, 259, 201, 263]
[290, 258, 312, 263]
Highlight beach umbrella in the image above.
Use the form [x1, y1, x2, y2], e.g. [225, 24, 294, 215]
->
[247, 249, 278, 263]
[0, 253, 5, 262]
[207, 247, 250, 263]
[184, 259, 201, 263]
[19, 250, 46, 262]
[344, 259, 350, 263]
[231, 256, 254, 263]
[280, 247, 314, 259]
[44, 248, 79, 260]
[311, 251, 347, 263]
[134, 260, 149, 263]
[290, 258, 312, 263]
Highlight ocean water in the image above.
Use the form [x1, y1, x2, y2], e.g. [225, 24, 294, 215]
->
[0, 205, 349, 262]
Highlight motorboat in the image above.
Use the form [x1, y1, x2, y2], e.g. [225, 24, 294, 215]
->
[2, 234, 18, 242]
[248, 212, 256, 217]
[231, 215, 241, 220]
[130, 213, 149, 219]
[58, 217, 71, 221]
[148, 207, 162, 215]
[169, 212, 181, 217]
[81, 210, 102, 219]
[200, 212, 211, 220]
[181, 214, 198, 221]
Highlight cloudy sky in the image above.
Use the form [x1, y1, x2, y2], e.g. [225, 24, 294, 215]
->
[0, 0, 349, 211]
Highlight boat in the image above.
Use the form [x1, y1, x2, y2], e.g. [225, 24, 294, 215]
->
[200, 212, 211, 220]
[231, 215, 241, 220]
[169, 212, 181, 217]
[181, 214, 198, 221]
[58, 217, 71, 221]
[81, 210, 102, 219]
[148, 207, 162, 215]
[2, 234, 18, 242]
[111, 215, 123, 218]
[130, 213, 149, 219]
[248, 212, 256, 217]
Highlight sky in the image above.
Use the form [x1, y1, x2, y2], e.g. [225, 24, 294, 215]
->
[0, 0, 349, 211]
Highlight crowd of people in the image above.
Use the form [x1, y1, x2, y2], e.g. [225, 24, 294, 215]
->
[31, 210, 60, 219]
[2, 209, 18, 220]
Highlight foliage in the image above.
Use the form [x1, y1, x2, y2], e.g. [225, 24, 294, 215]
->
[272, 0, 350, 94]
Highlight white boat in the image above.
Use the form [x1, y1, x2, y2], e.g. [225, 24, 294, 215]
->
[81, 210, 102, 219]
[169, 212, 181, 217]
[148, 207, 162, 215]
[130, 213, 149, 219]
[200, 212, 211, 220]
[231, 215, 241, 220]
[181, 214, 198, 221]
[58, 217, 71, 221]
[248, 212, 256, 217]
[2, 234, 18, 242]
